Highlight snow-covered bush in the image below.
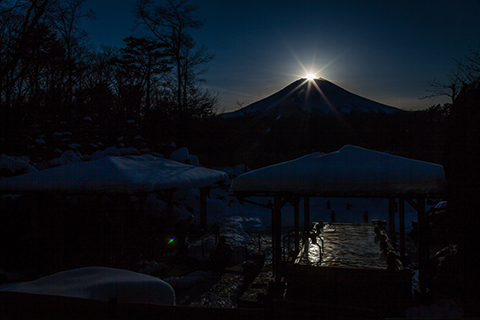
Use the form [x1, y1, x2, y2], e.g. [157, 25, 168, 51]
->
[0, 154, 37, 178]
[170, 147, 190, 163]
[48, 150, 83, 166]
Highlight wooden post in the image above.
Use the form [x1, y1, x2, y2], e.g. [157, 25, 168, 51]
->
[273, 195, 283, 282]
[405, 196, 427, 295]
[417, 195, 427, 295]
[32, 194, 41, 275]
[388, 197, 395, 234]
[304, 196, 310, 231]
[200, 187, 209, 231]
[97, 195, 107, 265]
[293, 196, 300, 254]
[388, 197, 396, 250]
[271, 202, 275, 264]
[112, 194, 128, 269]
[137, 193, 148, 239]
[399, 197, 406, 261]
[166, 189, 175, 235]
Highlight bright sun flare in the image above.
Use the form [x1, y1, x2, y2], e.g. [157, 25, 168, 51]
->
[306, 73, 316, 80]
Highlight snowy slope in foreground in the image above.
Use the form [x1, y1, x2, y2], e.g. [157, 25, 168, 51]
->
[0, 267, 175, 305]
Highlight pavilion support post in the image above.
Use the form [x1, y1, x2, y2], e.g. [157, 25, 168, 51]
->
[112, 194, 129, 269]
[32, 194, 41, 275]
[137, 193, 148, 236]
[304, 196, 310, 231]
[200, 187, 209, 231]
[113, 195, 124, 240]
[96, 195, 106, 264]
[293, 196, 300, 254]
[399, 197, 406, 261]
[388, 197, 396, 250]
[416, 195, 427, 295]
[138, 193, 148, 214]
[166, 189, 175, 235]
[273, 195, 283, 282]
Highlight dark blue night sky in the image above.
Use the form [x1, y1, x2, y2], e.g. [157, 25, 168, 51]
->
[83, 0, 480, 112]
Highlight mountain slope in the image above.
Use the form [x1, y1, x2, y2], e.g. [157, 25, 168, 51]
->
[221, 78, 401, 117]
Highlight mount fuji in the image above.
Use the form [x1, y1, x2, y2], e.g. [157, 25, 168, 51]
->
[220, 78, 402, 117]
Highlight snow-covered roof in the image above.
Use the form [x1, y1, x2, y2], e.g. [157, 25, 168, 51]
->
[0, 156, 228, 195]
[0, 267, 175, 306]
[231, 145, 446, 197]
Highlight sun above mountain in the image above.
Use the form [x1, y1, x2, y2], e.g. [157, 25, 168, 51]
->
[306, 73, 316, 80]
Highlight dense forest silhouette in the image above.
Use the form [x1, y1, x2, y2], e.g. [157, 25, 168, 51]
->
[0, 0, 217, 161]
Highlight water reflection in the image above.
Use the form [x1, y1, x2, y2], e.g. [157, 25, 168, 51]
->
[306, 238, 322, 265]
[304, 224, 386, 269]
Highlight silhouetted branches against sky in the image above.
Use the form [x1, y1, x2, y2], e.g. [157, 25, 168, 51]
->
[0, 0, 49, 92]
[423, 45, 480, 104]
[133, 0, 216, 118]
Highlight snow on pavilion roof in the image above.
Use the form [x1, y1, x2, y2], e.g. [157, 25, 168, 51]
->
[231, 145, 446, 197]
[0, 155, 228, 195]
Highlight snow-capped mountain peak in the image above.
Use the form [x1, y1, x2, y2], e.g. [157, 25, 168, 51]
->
[221, 78, 401, 117]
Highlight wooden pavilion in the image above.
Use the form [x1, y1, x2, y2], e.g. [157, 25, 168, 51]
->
[230, 145, 446, 313]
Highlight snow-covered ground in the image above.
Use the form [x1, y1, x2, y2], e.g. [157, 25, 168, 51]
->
[0, 266, 175, 306]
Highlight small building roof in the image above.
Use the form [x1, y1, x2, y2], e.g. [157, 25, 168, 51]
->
[231, 145, 446, 197]
[0, 155, 228, 195]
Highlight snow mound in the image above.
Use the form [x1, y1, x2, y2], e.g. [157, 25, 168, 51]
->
[48, 150, 83, 166]
[120, 147, 140, 155]
[90, 150, 106, 161]
[0, 267, 175, 306]
[169, 147, 201, 166]
[188, 154, 200, 166]
[190, 220, 254, 265]
[0, 154, 37, 177]
[214, 164, 250, 178]
[104, 146, 122, 156]
[404, 298, 463, 318]
[123, 154, 158, 161]
[164, 270, 212, 289]
[170, 147, 190, 163]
